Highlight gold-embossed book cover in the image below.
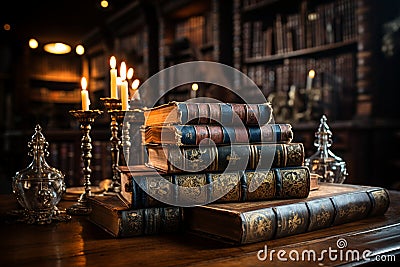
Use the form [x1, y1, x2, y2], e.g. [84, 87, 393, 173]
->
[184, 183, 390, 244]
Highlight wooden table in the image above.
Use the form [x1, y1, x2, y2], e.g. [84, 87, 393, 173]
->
[0, 191, 399, 267]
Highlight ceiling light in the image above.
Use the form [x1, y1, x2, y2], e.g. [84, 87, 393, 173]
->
[76, 45, 85, 55]
[3, 24, 11, 31]
[43, 42, 71, 54]
[29, 39, 39, 49]
[101, 0, 109, 8]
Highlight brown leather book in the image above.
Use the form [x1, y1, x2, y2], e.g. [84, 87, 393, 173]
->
[143, 102, 273, 127]
[146, 142, 304, 173]
[184, 183, 390, 244]
[142, 123, 293, 146]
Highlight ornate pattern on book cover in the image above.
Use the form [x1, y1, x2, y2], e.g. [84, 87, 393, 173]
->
[185, 183, 390, 244]
[146, 143, 304, 173]
[88, 195, 182, 238]
[120, 166, 310, 208]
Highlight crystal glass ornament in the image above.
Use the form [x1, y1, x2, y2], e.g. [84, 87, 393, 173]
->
[305, 115, 348, 183]
[12, 125, 67, 224]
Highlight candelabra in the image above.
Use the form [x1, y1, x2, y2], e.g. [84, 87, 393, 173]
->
[100, 98, 123, 193]
[67, 110, 103, 215]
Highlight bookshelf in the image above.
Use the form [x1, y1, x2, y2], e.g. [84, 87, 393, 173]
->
[234, 0, 363, 122]
[156, 0, 234, 104]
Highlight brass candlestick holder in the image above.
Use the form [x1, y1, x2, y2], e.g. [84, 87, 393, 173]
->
[67, 110, 103, 215]
[100, 98, 123, 193]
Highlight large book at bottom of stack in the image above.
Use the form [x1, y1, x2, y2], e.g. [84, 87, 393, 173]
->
[184, 183, 390, 244]
[88, 195, 183, 238]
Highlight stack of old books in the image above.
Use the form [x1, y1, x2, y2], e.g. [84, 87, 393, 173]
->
[88, 101, 390, 244]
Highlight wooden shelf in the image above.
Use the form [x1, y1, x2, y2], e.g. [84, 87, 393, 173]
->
[244, 39, 358, 64]
[30, 74, 81, 83]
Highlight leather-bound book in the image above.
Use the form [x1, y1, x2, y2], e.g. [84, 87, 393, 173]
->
[142, 123, 293, 146]
[118, 165, 311, 208]
[146, 142, 304, 173]
[143, 102, 273, 127]
[88, 195, 182, 238]
[184, 183, 390, 244]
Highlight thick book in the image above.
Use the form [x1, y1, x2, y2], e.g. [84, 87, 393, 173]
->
[87, 195, 183, 238]
[118, 165, 311, 208]
[142, 123, 293, 146]
[143, 102, 273, 127]
[146, 142, 304, 173]
[185, 183, 390, 245]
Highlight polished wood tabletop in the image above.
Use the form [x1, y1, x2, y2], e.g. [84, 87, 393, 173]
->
[0, 190, 399, 267]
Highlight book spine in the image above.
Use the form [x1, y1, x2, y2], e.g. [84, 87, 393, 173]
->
[177, 103, 272, 125]
[240, 187, 390, 244]
[119, 207, 182, 237]
[162, 143, 304, 173]
[174, 124, 293, 145]
[125, 166, 310, 209]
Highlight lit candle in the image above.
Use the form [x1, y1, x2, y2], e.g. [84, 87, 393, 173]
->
[110, 56, 117, 98]
[81, 77, 90, 111]
[306, 69, 315, 90]
[120, 61, 129, 110]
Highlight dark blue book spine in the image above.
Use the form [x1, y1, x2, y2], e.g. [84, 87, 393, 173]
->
[258, 104, 271, 124]
[176, 125, 197, 145]
[221, 104, 233, 124]
[247, 127, 261, 143]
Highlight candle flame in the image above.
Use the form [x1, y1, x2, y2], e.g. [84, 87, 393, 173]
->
[127, 68, 134, 80]
[120, 61, 127, 81]
[81, 77, 87, 90]
[308, 69, 315, 79]
[110, 56, 116, 69]
[132, 79, 140, 90]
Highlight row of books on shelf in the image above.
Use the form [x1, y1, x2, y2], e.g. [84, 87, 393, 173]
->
[242, 0, 357, 58]
[88, 101, 390, 245]
[244, 53, 355, 95]
[174, 14, 214, 49]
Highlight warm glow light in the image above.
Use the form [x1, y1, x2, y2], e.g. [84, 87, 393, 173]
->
[120, 62, 127, 81]
[308, 13, 318, 21]
[191, 83, 199, 91]
[29, 39, 38, 49]
[101, 0, 109, 8]
[43, 42, 71, 54]
[132, 79, 140, 90]
[3, 24, 11, 31]
[127, 68, 134, 80]
[81, 77, 88, 90]
[308, 70, 316, 79]
[110, 56, 116, 69]
[76, 45, 85, 55]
